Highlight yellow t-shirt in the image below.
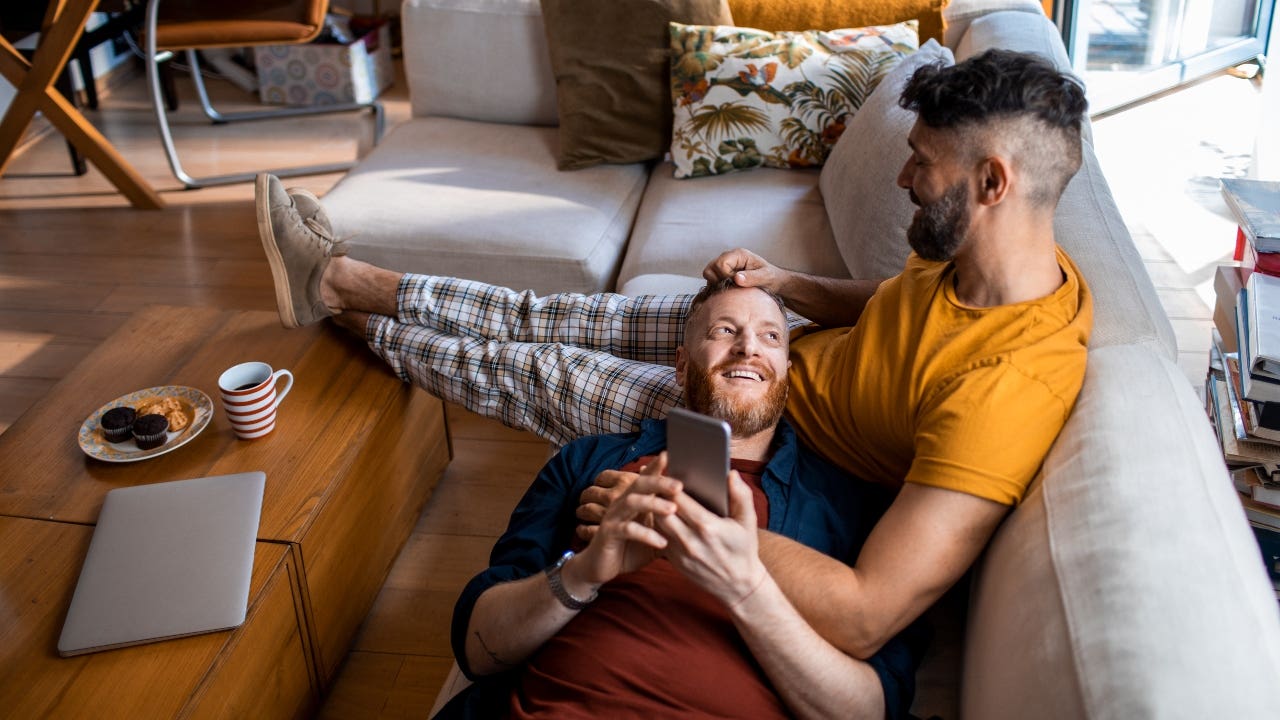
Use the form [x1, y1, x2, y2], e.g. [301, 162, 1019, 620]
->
[785, 246, 1093, 506]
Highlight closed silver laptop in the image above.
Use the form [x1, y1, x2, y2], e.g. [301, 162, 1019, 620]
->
[57, 471, 266, 657]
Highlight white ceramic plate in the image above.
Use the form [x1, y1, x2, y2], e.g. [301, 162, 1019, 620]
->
[78, 386, 213, 463]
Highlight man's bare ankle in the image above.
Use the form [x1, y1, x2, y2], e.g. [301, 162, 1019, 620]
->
[319, 256, 348, 313]
[333, 310, 369, 337]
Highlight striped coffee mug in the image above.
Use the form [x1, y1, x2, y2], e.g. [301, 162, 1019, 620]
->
[217, 361, 294, 439]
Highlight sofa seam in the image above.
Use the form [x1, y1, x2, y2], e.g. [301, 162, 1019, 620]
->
[595, 163, 653, 292]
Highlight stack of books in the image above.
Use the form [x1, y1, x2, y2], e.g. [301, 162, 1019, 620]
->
[1230, 466, 1280, 599]
[1210, 182, 1280, 600]
[1222, 178, 1280, 277]
[1205, 336, 1280, 466]
[1208, 343, 1280, 601]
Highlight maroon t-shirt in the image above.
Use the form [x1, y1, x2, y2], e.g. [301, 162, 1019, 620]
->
[508, 457, 787, 719]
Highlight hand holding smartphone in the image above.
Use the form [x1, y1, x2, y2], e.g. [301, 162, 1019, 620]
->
[665, 407, 731, 516]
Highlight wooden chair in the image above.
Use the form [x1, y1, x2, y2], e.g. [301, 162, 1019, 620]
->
[143, 0, 383, 188]
[0, 0, 162, 207]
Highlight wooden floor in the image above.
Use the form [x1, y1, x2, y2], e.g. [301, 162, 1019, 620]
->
[0, 58, 1261, 716]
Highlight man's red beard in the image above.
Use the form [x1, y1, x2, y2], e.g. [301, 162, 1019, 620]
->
[683, 357, 788, 438]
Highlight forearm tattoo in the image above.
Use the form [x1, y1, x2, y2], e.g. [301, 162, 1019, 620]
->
[474, 630, 515, 669]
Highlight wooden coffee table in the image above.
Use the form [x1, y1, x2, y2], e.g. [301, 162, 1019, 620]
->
[0, 306, 452, 716]
[0, 516, 312, 718]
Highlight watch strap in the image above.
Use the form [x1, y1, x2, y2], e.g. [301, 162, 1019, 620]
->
[545, 550, 597, 611]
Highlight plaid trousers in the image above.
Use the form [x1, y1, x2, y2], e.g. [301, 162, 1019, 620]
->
[365, 274, 694, 446]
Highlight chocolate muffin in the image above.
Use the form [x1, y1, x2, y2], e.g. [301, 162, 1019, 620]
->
[100, 406, 136, 443]
[132, 413, 170, 450]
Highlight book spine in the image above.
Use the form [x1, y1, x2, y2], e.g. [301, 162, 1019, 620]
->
[1243, 241, 1280, 277]
[1215, 265, 1249, 353]
[1214, 377, 1280, 461]
[1237, 296, 1280, 402]
[1256, 483, 1280, 508]
[1223, 356, 1253, 441]
[1246, 273, 1280, 377]
[1221, 179, 1280, 253]
[1244, 502, 1280, 531]
[1248, 274, 1264, 377]
[1250, 523, 1280, 582]
[1225, 355, 1280, 442]
[1260, 401, 1280, 430]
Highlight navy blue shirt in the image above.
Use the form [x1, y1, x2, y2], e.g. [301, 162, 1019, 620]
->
[442, 418, 929, 719]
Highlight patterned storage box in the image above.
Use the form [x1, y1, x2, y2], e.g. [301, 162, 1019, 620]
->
[254, 23, 392, 106]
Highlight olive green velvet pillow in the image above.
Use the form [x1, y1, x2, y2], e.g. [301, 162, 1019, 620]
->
[539, 0, 734, 170]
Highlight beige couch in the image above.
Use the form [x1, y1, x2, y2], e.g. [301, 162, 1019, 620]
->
[323, 0, 1280, 716]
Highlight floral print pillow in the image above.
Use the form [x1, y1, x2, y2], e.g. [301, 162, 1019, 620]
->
[669, 20, 919, 178]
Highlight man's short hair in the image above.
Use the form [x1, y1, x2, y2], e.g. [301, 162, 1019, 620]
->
[684, 278, 788, 339]
[898, 49, 1088, 207]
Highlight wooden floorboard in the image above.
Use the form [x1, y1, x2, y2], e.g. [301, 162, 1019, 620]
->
[319, 652, 455, 720]
[0, 377, 55, 434]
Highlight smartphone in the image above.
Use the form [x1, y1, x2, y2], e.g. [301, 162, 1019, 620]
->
[665, 407, 731, 516]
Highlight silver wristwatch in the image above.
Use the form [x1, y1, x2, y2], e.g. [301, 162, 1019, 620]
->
[545, 550, 597, 611]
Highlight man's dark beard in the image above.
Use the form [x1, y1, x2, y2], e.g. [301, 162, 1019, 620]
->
[907, 181, 970, 262]
[683, 357, 787, 438]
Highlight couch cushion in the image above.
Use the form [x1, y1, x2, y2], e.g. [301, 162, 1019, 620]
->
[402, 0, 559, 125]
[616, 162, 847, 296]
[819, 39, 953, 281]
[964, 344, 1280, 719]
[728, 0, 947, 44]
[322, 117, 649, 294]
[669, 21, 918, 178]
[540, 0, 733, 170]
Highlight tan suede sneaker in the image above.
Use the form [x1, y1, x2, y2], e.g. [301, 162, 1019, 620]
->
[255, 174, 347, 328]
[287, 187, 331, 237]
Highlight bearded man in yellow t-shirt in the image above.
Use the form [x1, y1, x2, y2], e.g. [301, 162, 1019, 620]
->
[698, 49, 1093, 657]
[257, 49, 1092, 665]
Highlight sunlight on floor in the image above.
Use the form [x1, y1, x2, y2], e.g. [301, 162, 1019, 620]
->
[0, 276, 58, 290]
[1091, 70, 1270, 390]
[1093, 73, 1264, 292]
[0, 340, 48, 375]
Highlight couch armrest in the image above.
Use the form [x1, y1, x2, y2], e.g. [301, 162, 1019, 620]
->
[942, 0, 1046, 48]
[951, 6, 1072, 71]
[943, 3, 1094, 144]
[963, 344, 1280, 719]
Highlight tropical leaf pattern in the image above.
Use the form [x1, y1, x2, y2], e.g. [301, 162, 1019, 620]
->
[669, 20, 919, 179]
